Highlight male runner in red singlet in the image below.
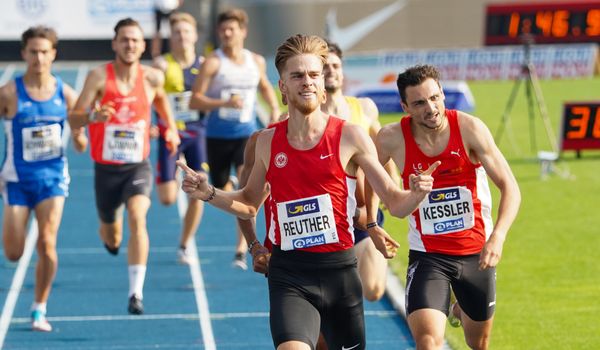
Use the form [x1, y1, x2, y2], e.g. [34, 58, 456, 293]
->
[178, 34, 439, 350]
[69, 18, 180, 315]
[374, 64, 521, 350]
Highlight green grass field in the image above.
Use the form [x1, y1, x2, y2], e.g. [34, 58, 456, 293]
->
[380, 77, 600, 350]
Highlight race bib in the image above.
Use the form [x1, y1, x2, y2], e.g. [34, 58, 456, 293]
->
[22, 123, 62, 162]
[102, 124, 144, 163]
[168, 91, 199, 128]
[419, 186, 475, 235]
[218, 89, 253, 123]
[277, 194, 339, 251]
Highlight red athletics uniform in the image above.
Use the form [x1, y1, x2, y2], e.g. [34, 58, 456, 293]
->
[401, 110, 493, 255]
[89, 63, 151, 165]
[266, 116, 357, 253]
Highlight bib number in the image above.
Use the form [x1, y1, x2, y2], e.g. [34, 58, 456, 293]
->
[277, 194, 339, 251]
[168, 91, 199, 129]
[419, 186, 475, 235]
[102, 124, 144, 163]
[22, 124, 62, 162]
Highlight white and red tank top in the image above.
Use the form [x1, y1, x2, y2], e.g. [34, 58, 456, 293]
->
[401, 110, 493, 255]
[266, 116, 357, 253]
[89, 63, 151, 164]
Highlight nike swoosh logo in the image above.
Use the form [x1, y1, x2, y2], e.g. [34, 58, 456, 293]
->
[326, 0, 407, 50]
[342, 344, 361, 350]
[132, 179, 146, 186]
[320, 153, 333, 160]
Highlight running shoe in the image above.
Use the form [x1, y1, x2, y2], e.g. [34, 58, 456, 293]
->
[231, 252, 248, 270]
[31, 310, 52, 332]
[448, 301, 462, 328]
[128, 294, 144, 315]
[104, 243, 120, 256]
[177, 247, 194, 265]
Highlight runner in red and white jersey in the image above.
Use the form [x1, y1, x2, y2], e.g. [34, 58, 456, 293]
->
[266, 116, 356, 252]
[69, 18, 179, 316]
[401, 109, 493, 256]
[88, 62, 151, 164]
[178, 35, 438, 350]
[375, 64, 520, 350]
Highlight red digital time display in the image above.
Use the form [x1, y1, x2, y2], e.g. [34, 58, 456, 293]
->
[561, 102, 600, 151]
[485, 1, 600, 45]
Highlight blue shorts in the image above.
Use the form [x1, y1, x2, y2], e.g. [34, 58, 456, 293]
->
[354, 208, 385, 244]
[156, 127, 207, 183]
[2, 177, 68, 208]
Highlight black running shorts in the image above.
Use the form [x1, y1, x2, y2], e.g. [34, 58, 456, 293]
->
[94, 160, 153, 223]
[405, 250, 496, 322]
[268, 246, 365, 350]
[206, 137, 248, 189]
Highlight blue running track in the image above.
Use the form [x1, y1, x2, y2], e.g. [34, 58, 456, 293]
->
[0, 64, 416, 349]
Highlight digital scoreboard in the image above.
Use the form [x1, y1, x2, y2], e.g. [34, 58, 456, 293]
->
[561, 102, 600, 152]
[485, 1, 600, 45]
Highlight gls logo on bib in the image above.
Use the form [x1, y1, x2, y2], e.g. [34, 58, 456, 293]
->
[286, 198, 319, 217]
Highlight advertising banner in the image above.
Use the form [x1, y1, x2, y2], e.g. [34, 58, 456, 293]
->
[0, 0, 155, 39]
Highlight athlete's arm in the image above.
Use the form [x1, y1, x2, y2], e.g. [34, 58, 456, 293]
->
[63, 84, 88, 152]
[254, 53, 281, 124]
[460, 112, 521, 270]
[189, 54, 242, 111]
[152, 55, 168, 72]
[342, 123, 438, 218]
[0, 82, 15, 118]
[237, 130, 271, 274]
[147, 66, 180, 154]
[69, 67, 111, 128]
[177, 129, 272, 219]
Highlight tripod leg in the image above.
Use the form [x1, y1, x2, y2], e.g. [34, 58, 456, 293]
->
[525, 77, 537, 153]
[528, 67, 559, 153]
[496, 77, 523, 154]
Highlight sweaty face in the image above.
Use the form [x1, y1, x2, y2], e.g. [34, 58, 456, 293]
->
[401, 78, 446, 130]
[112, 25, 145, 65]
[170, 21, 197, 51]
[279, 54, 326, 115]
[22, 38, 56, 74]
[323, 52, 343, 93]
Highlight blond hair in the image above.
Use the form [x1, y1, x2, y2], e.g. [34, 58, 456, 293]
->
[275, 34, 328, 75]
[169, 12, 197, 28]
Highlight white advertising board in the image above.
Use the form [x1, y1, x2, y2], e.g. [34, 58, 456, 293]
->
[0, 0, 156, 39]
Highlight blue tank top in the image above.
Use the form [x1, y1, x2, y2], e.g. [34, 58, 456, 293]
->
[1, 76, 69, 182]
[205, 49, 259, 139]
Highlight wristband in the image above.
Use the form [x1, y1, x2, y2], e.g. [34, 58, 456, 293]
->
[202, 185, 216, 202]
[248, 239, 260, 252]
[366, 222, 378, 229]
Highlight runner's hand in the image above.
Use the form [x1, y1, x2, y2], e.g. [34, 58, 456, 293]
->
[368, 225, 400, 259]
[250, 243, 271, 274]
[408, 161, 440, 194]
[225, 94, 244, 109]
[90, 101, 116, 123]
[164, 128, 181, 156]
[479, 232, 504, 270]
[176, 160, 211, 200]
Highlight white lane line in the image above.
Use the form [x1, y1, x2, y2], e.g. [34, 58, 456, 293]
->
[9, 310, 397, 324]
[177, 188, 216, 350]
[0, 219, 39, 349]
[56, 245, 235, 255]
